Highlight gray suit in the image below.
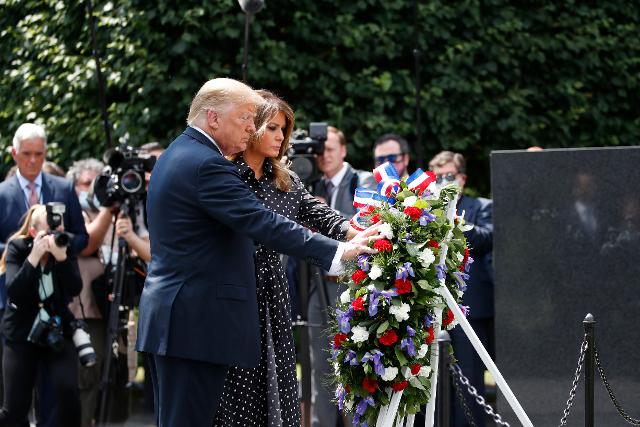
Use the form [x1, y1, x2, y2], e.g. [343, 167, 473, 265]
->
[309, 163, 376, 427]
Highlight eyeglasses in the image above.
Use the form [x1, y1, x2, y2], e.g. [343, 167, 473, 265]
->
[435, 173, 458, 184]
[374, 153, 404, 166]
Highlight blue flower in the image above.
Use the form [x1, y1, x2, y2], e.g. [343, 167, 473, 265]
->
[395, 262, 415, 280]
[424, 314, 434, 328]
[454, 271, 470, 292]
[345, 350, 359, 366]
[336, 307, 354, 333]
[357, 254, 371, 272]
[459, 304, 471, 317]
[361, 350, 385, 376]
[419, 211, 436, 226]
[400, 337, 416, 357]
[407, 325, 416, 337]
[436, 264, 447, 280]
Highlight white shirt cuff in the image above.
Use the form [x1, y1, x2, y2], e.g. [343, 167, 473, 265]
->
[327, 242, 346, 275]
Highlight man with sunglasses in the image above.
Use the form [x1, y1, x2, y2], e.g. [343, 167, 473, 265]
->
[373, 133, 411, 179]
[429, 151, 494, 427]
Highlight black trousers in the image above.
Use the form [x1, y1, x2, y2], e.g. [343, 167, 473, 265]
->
[0, 339, 80, 427]
[146, 353, 228, 427]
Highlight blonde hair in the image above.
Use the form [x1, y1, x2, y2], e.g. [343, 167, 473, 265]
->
[428, 150, 467, 174]
[186, 78, 263, 125]
[0, 205, 47, 273]
[231, 90, 295, 192]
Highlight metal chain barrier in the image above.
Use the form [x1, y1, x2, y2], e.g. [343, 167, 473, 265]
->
[450, 366, 478, 427]
[558, 334, 588, 427]
[449, 363, 511, 427]
[594, 343, 640, 425]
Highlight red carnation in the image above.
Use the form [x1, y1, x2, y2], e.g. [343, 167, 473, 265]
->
[443, 309, 455, 327]
[458, 264, 465, 272]
[362, 377, 378, 393]
[463, 247, 470, 264]
[352, 296, 365, 311]
[427, 240, 440, 249]
[411, 364, 422, 376]
[373, 239, 393, 252]
[394, 278, 413, 295]
[426, 325, 435, 345]
[333, 333, 348, 349]
[404, 206, 423, 221]
[370, 214, 381, 224]
[391, 380, 409, 391]
[352, 269, 368, 284]
[379, 329, 398, 346]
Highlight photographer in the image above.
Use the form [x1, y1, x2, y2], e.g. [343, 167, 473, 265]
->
[0, 204, 81, 427]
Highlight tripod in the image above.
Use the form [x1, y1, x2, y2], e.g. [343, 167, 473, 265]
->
[97, 198, 141, 426]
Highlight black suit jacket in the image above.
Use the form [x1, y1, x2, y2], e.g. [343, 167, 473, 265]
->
[136, 127, 339, 367]
[458, 195, 494, 320]
[0, 173, 88, 310]
[1, 237, 82, 341]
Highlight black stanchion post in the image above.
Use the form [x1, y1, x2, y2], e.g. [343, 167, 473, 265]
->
[437, 330, 451, 427]
[584, 313, 596, 427]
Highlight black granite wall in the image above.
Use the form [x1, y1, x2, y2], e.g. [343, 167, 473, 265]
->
[491, 147, 640, 426]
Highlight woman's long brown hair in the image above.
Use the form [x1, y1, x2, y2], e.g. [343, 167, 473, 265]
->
[231, 89, 296, 192]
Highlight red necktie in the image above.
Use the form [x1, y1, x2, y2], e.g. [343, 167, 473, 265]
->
[27, 181, 39, 207]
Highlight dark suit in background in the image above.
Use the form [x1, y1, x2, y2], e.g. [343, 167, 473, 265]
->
[136, 127, 340, 427]
[451, 195, 494, 427]
[307, 163, 376, 427]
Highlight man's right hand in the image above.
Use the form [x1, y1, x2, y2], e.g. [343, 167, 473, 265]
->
[340, 223, 383, 261]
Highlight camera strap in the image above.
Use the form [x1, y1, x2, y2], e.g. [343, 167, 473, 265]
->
[38, 272, 54, 301]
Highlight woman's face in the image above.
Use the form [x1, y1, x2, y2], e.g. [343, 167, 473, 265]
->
[255, 111, 287, 159]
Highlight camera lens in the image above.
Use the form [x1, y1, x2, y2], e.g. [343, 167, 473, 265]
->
[53, 232, 70, 247]
[121, 170, 143, 194]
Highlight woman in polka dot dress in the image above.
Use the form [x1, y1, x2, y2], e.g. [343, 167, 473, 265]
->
[213, 91, 355, 426]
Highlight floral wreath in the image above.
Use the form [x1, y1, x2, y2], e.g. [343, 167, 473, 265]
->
[330, 162, 473, 426]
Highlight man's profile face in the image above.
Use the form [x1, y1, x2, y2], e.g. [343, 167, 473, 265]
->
[12, 137, 46, 182]
[317, 132, 346, 177]
[374, 139, 408, 177]
[212, 103, 256, 155]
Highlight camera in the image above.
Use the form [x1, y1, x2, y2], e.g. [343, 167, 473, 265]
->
[46, 202, 71, 247]
[70, 320, 97, 367]
[28, 313, 65, 352]
[93, 145, 156, 207]
[287, 122, 328, 182]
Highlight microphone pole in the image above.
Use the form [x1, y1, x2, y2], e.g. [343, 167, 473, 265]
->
[87, 0, 113, 149]
[238, 0, 265, 83]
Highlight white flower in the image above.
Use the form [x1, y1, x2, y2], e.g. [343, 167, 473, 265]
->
[418, 344, 429, 358]
[334, 362, 340, 376]
[345, 399, 354, 411]
[340, 289, 351, 304]
[351, 325, 370, 343]
[389, 303, 410, 322]
[419, 366, 432, 377]
[418, 248, 436, 268]
[455, 251, 464, 262]
[379, 222, 394, 239]
[402, 196, 418, 207]
[368, 265, 383, 280]
[402, 366, 412, 378]
[381, 366, 399, 381]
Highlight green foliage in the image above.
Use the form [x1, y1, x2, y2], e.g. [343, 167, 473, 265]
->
[1, 1, 639, 195]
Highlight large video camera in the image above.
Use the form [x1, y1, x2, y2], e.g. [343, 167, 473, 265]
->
[46, 202, 72, 247]
[93, 145, 156, 207]
[287, 122, 327, 182]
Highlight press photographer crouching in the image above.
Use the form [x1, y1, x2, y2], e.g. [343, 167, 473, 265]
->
[0, 204, 82, 426]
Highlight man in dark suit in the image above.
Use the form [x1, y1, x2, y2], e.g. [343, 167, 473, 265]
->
[429, 151, 494, 427]
[0, 122, 88, 423]
[136, 78, 376, 427]
[307, 126, 377, 427]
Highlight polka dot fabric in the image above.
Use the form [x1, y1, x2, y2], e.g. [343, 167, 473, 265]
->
[213, 159, 348, 427]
